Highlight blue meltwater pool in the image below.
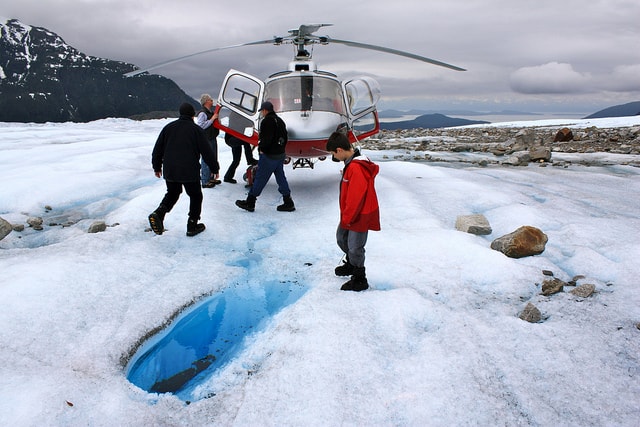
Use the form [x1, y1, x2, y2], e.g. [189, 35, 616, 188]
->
[126, 280, 307, 401]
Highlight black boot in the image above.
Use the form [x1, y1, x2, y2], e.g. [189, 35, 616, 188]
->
[277, 195, 295, 212]
[236, 195, 256, 212]
[186, 218, 206, 236]
[148, 205, 168, 235]
[341, 267, 369, 292]
[334, 257, 355, 276]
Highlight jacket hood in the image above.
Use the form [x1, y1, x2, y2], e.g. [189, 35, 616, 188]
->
[350, 155, 379, 179]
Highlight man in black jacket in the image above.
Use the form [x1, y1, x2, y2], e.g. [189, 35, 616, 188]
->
[148, 103, 218, 236]
[236, 101, 295, 212]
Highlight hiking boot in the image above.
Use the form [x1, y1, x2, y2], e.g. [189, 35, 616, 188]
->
[148, 207, 167, 235]
[334, 260, 355, 276]
[186, 219, 206, 236]
[340, 267, 369, 292]
[340, 276, 369, 292]
[277, 195, 295, 212]
[224, 178, 237, 184]
[235, 195, 256, 212]
[202, 181, 216, 188]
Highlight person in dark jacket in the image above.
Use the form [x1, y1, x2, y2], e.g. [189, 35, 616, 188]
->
[148, 103, 218, 237]
[326, 131, 380, 291]
[236, 101, 295, 212]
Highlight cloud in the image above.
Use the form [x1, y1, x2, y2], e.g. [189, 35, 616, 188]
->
[509, 62, 591, 94]
[604, 64, 640, 92]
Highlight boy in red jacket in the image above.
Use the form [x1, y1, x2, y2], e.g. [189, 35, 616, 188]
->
[326, 131, 380, 291]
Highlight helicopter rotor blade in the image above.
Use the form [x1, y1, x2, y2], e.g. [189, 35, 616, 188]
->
[327, 37, 466, 71]
[124, 39, 276, 77]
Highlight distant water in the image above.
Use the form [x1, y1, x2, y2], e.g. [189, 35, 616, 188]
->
[466, 112, 588, 124]
[378, 112, 589, 125]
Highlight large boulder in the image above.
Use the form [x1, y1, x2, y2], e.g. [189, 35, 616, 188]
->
[490, 226, 548, 258]
[0, 217, 12, 241]
[554, 127, 574, 142]
[529, 146, 552, 162]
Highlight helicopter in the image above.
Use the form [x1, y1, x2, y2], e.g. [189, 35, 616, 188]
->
[125, 24, 465, 169]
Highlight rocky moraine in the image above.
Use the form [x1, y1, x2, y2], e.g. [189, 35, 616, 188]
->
[363, 124, 640, 167]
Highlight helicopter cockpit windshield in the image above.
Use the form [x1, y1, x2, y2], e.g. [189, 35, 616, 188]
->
[264, 76, 345, 114]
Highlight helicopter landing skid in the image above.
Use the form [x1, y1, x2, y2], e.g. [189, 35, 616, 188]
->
[291, 158, 315, 169]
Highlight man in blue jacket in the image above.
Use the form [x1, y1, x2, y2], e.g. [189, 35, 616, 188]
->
[148, 103, 218, 236]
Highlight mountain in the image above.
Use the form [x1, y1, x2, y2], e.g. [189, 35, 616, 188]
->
[583, 101, 640, 119]
[380, 113, 489, 130]
[378, 109, 540, 119]
[0, 18, 197, 123]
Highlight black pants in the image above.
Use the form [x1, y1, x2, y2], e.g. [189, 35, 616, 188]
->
[225, 141, 257, 181]
[160, 181, 203, 221]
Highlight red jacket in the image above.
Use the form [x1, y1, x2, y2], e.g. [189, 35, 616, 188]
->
[339, 154, 381, 232]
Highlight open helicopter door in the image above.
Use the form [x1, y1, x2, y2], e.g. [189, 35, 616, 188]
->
[214, 69, 265, 145]
[341, 76, 381, 143]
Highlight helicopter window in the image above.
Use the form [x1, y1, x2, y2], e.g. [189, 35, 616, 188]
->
[219, 108, 255, 137]
[222, 74, 261, 114]
[344, 77, 381, 116]
[264, 76, 345, 114]
[352, 111, 378, 136]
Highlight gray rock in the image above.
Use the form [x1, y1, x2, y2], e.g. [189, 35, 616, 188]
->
[27, 216, 43, 230]
[502, 155, 524, 166]
[455, 214, 492, 235]
[542, 278, 565, 296]
[529, 146, 552, 162]
[88, 221, 107, 233]
[570, 283, 596, 298]
[0, 217, 12, 241]
[519, 302, 542, 323]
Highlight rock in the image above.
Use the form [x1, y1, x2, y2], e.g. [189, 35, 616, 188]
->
[490, 226, 548, 258]
[542, 270, 554, 276]
[27, 216, 44, 230]
[502, 155, 522, 166]
[554, 127, 574, 142]
[367, 124, 640, 166]
[88, 221, 107, 233]
[515, 129, 537, 147]
[0, 217, 12, 241]
[570, 283, 596, 298]
[455, 214, 492, 235]
[542, 278, 565, 296]
[502, 152, 531, 166]
[529, 146, 552, 162]
[519, 302, 542, 323]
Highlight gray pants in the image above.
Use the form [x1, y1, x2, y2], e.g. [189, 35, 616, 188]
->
[336, 226, 368, 268]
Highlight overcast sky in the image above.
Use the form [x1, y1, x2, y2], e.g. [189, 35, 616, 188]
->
[3, 0, 639, 114]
